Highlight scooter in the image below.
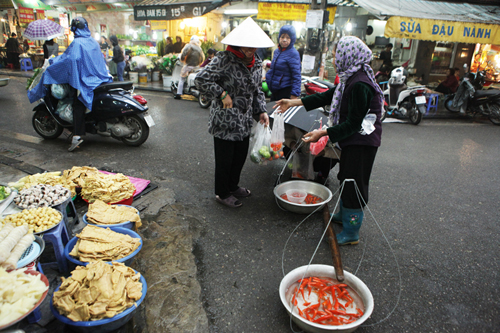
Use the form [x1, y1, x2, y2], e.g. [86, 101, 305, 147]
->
[32, 81, 154, 146]
[170, 59, 209, 108]
[382, 67, 427, 125]
[444, 70, 500, 125]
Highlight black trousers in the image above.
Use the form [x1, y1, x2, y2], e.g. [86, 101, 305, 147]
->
[270, 86, 292, 101]
[214, 136, 250, 198]
[7, 52, 19, 68]
[72, 96, 86, 136]
[338, 145, 378, 209]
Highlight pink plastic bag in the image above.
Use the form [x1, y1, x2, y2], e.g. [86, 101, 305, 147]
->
[310, 135, 328, 155]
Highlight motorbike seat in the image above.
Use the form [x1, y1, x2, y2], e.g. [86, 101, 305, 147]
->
[94, 81, 134, 93]
[313, 79, 335, 89]
[474, 89, 500, 98]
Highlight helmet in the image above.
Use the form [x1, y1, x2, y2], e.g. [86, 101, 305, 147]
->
[70, 17, 87, 33]
[190, 35, 199, 43]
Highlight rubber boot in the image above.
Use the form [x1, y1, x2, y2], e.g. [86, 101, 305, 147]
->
[330, 199, 343, 224]
[336, 207, 363, 246]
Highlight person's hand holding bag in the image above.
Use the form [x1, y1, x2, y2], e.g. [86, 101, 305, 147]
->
[302, 129, 328, 143]
[259, 112, 269, 127]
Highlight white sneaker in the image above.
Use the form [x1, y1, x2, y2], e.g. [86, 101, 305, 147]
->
[68, 136, 84, 152]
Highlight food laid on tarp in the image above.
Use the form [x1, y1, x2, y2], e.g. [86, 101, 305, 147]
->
[63, 166, 135, 204]
[86, 200, 142, 228]
[14, 184, 71, 209]
[2, 207, 62, 234]
[288, 277, 364, 326]
[8, 172, 76, 197]
[69, 225, 141, 262]
[0, 224, 35, 271]
[0, 267, 49, 326]
[52, 261, 143, 321]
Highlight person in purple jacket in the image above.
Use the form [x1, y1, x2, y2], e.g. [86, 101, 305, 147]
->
[265, 25, 301, 101]
[274, 36, 384, 246]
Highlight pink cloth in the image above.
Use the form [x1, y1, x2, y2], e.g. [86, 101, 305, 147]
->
[98, 170, 151, 197]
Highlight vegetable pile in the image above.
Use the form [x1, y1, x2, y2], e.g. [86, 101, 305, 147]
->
[250, 145, 284, 163]
[280, 193, 324, 204]
[0, 186, 11, 201]
[289, 277, 364, 326]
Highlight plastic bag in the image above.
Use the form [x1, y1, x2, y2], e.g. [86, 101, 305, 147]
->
[310, 126, 329, 156]
[56, 97, 73, 123]
[51, 84, 71, 100]
[270, 111, 285, 155]
[250, 123, 273, 164]
[291, 149, 314, 180]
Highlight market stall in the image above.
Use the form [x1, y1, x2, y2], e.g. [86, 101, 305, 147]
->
[0, 166, 151, 331]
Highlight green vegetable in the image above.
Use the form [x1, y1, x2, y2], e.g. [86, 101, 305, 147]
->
[259, 146, 271, 159]
[26, 68, 42, 90]
[0, 186, 7, 200]
[250, 152, 261, 164]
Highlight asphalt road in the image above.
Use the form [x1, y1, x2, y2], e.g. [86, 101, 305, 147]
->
[1, 75, 499, 333]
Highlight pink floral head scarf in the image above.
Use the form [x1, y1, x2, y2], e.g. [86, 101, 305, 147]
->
[329, 36, 384, 125]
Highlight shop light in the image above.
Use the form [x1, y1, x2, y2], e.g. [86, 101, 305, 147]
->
[346, 22, 352, 32]
[152, 31, 157, 40]
[180, 21, 185, 29]
[223, 9, 258, 15]
[94, 32, 100, 41]
[133, 31, 138, 39]
[221, 22, 228, 29]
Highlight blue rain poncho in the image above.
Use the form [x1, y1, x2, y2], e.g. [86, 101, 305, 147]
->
[28, 24, 112, 111]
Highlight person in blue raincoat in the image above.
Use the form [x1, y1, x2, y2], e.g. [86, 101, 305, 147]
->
[265, 25, 301, 101]
[28, 17, 112, 151]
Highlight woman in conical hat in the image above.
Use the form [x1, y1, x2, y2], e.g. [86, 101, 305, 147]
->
[195, 17, 274, 208]
[273, 36, 384, 245]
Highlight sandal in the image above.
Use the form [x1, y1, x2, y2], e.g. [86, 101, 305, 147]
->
[215, 195, 242, 208]
[230, 187, 251, 198]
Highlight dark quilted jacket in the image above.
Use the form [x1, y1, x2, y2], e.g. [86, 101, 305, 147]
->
[265, 25, 302, 97]
[194, 51, 267, 141]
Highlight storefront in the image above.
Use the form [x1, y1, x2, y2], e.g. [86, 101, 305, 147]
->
[355, 0, 500, 84]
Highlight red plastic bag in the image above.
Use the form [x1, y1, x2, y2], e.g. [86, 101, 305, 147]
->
[310, 132, 328, 156]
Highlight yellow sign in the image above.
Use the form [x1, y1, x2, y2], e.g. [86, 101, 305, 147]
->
[257, 3, 336, 25]
[385, 16, 500, 45]
[150, 20, 167, 31]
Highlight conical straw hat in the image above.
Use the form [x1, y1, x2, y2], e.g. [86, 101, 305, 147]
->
[221, 17, 275, 48]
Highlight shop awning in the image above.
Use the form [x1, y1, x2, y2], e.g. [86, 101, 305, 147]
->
[133, 0, 228, 21]
[353, 0, 500, 44]
[353, 0, 500, 24]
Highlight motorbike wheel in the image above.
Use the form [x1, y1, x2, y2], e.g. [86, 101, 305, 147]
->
[488, 102, 500, 126]
[32, 108, 64, 139]
[121, 115, 150, 146]
[408, 102, 423, 125]
[198, 94, 210, 109]
[381, 105, 388, 122]
[444, 95, 460, 113]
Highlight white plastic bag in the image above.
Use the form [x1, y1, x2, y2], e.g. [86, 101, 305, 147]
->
[250, 123, 272, 164]
[270, 111, 285, 155]
[56, 97, 73, 123]
[51, 84, 71, 100]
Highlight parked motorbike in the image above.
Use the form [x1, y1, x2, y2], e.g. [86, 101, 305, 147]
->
[382, 67, 427, 125]
[32, 81, 154, 146]
[444, 70, 500, 125]
[170, 59, 209, 108]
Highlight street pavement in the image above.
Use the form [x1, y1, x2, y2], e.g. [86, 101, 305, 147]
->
[0, 74, 499, 333]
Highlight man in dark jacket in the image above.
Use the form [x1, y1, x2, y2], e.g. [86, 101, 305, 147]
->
[265, 25, 301, 101]
[109, 35, 125, 81]
[6, 33, 22, 69]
